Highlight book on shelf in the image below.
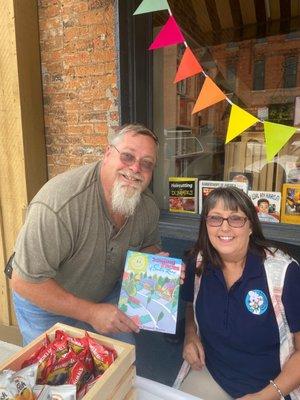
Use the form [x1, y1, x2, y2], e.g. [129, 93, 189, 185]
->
[229, 171, 253, 190]
[280, 183, 300, 224]
[169, 177, 198, 213]
[118, 250, 182, 334]
[199, 180, 248, 213]
[248, 190, 281, 223]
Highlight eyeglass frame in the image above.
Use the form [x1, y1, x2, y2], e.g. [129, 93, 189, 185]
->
[110, 145, 155, 172]
[205, 215, 248, 228]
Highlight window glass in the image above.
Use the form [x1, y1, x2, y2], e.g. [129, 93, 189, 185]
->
[253, 59, 265, 90]
[283, 56, 298, 88]
[152, 1, 300, 224]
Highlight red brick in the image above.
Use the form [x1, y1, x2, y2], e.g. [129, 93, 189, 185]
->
[39, 0, 118, 177]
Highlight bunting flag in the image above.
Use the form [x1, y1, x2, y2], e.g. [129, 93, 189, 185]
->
[192, 77, 226, 114]
[133, 0, 170, 15]
[149, 16, 185, 50]
[264, 121, 296, 161]
[133, 0, 298, 152]
[174, 47, 203, 83]
[225, 105, 259, 143]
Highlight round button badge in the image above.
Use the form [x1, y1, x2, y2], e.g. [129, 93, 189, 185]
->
[245, 289, 268, 315]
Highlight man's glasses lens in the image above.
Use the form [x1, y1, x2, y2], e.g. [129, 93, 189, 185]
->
[206, 215, 247, 227]
[118, 151, 154, 172]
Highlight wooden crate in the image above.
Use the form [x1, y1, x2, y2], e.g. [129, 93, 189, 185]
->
[0, 323, 136, 400]
[224, 132, 276, 191]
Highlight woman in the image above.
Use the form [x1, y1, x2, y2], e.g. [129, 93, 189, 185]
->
[177, 187, 300, 400]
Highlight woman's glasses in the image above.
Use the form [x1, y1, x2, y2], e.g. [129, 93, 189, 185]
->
[111, 145, 154, 172]
[206, 215, 248, 228]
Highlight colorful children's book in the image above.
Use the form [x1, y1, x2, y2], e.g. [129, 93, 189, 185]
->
[280, 183, 300, 224]
[198, 180, 248, 213]
[118, 250, 182, 334]
[169, 177, 198, 213]
[248, 190, 281, 223]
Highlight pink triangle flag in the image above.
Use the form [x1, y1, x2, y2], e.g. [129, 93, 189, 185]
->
[174, 47, 203, 83]
[149, 16, 185, 50]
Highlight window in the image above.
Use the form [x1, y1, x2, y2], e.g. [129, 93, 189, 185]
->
[283, 56, 298, 88]
[226, 62, 236, 93]
[148, 1, 300, 227]
[253, 59, 265, 90]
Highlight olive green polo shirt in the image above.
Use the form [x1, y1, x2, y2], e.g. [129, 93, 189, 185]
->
[13, 161, 161, 302]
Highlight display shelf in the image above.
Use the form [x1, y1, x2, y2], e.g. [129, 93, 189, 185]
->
[159, 210, 300, 247]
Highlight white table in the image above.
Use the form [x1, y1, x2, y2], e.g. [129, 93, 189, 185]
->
[0, 341, 199, 400]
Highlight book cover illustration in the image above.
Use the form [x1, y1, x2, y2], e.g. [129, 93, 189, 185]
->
[169, 177, 198, 213]
[229, 171, 253, 190]
[118, 251, 182, 334]
[281, 183, 300, 224]
[248, 190, 281, 223]
[199, 180, 248, 213]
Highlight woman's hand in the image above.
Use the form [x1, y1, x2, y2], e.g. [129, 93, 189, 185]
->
[183, 331, 205, 370]
[154, 252, 186, 284]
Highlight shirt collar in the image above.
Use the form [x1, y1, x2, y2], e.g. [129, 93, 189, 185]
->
[206, 251, 264, 281]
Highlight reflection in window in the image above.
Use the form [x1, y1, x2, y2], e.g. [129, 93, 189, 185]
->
[253, 59, 265, 90]
[152, 1, 300, 218]
[226, 62, 236, 93]
[283, 56, 298, 88]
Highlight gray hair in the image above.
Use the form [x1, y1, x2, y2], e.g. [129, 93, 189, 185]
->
[108, 123, 159, 147]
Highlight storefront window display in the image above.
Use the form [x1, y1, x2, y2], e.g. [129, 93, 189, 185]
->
[152, 0, 300, 225]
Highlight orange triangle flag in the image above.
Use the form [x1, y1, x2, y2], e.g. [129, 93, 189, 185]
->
[174, 47, 203, 83]
[192, 77, 226, 114]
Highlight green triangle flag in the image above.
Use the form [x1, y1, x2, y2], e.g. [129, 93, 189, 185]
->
[225, 105, 259, 143]
[133, 0, 170, 15]
[264, 121, 296, 161]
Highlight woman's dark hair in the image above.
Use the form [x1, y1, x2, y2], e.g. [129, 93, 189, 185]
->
[190, 187, 282, 271]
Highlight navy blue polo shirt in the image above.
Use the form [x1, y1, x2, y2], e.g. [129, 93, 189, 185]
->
[181, 252, 300, 399]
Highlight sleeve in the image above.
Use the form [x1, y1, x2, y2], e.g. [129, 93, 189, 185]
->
[282, 261, 300, 333]
[13, 203, 72, 283]
[181, 255, 196, 303]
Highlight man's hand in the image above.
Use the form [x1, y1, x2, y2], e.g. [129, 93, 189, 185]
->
[183, 332, 205, 370]
[88, 303, 140, 334]
[179, 263, 185, 284]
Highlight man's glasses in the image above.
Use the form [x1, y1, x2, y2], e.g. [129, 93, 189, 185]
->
[111, 145, 155, 172]
[206, 215, 248, 228]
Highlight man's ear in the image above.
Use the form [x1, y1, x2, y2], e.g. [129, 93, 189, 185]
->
[103, 145, 111, 158]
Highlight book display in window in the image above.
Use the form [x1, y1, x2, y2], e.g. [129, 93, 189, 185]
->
[248, 190, 281, 223]
[229, 171, 253, 190]
[199, 180, 248, 213]
[169, 177, 198, 213]
[280, 183, 300, 224]
[118, 251, 182, 334]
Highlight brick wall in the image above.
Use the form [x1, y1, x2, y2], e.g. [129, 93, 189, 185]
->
[38, 0, 119, 178]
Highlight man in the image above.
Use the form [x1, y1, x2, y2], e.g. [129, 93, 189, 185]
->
[10, 124, 162, 345]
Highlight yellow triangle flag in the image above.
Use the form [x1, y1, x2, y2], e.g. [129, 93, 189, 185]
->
[225, 105, 259, 143]
[192, 77, 226, 114]
[264, 121, 296, 161]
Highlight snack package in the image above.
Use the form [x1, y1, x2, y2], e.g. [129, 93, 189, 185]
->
[20, 329, 118, 395]
[11, 364, 38, 400]
[0, 369, 17, 399]
[86, 333, 117, 376]
[49, 384, 76, 400]
[33, 385, 51, 400]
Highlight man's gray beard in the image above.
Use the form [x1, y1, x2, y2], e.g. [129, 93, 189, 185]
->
[111, 179, 142, 217]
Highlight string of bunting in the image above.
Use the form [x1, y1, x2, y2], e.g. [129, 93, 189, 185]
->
[133, 0, 299, 162]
